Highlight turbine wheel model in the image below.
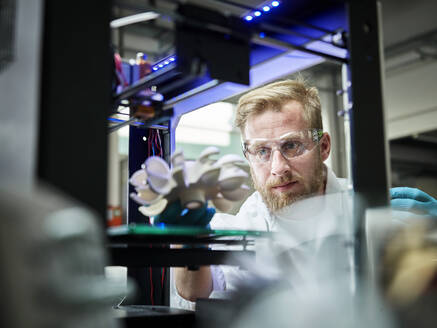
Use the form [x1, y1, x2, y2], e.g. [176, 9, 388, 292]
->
[129, 146, 250, 217]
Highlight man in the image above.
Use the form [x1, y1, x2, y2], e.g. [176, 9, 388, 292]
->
[171, 79, 437, 309]
[173, 78, 349, 307]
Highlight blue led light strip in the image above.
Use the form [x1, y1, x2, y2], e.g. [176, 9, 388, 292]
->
[151, 55, 176, 72]
[244, 1, 280, 22]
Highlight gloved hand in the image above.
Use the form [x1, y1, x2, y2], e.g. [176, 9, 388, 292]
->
[390, 187, 437, 217]
[152, 200, 216, 227]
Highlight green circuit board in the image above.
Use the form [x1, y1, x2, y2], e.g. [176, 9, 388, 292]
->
[107, 223, 271, 238]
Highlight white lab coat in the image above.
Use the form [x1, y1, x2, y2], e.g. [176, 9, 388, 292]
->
[171, 166, 351, 309]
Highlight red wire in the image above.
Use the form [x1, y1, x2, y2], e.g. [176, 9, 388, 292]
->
[158, 130, 163, 157]
[154, 130, 159, 157]
[157, 130, 162, 157]
[161, 268, 165, 289]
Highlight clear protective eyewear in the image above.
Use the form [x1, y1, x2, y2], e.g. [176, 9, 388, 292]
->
[242, 129, 324, 164]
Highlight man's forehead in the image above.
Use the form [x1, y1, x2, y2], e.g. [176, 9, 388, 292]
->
[242, 101, 307, 139]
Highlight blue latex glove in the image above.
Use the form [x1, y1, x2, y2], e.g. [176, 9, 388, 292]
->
[152, 200, 216, 227]
[390, 187, 437, 217]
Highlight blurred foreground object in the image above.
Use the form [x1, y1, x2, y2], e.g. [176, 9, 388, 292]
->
[0, 186, 131, 328]
[129, 146, 250, 218]
[366, 207, 437, 328]
[379, 218, 437, 328]
[197, 192, 395, 328]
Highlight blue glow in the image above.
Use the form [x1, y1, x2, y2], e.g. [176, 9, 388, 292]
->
[151, 93, 164, 101]
[181, 208, 189, 216]
[271, 1, 279, 7]
[259, 32, 265, 38]
[254, 11, 261, 17]
[245, 15, 253, 21]
[150, 55, 178, 72]
[108, 117, 145, 125]
[158, 223, 166, 229]
[263, 6, 270, 12]
[108, 117, 124, 123]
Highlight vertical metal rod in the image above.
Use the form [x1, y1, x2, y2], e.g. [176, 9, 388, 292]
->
[38, 1, 111, 220]
[341, 63, 353, 189]
[346, 0, 390, 286]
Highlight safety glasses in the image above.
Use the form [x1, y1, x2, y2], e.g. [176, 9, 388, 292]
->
[242, 129, 323, 164]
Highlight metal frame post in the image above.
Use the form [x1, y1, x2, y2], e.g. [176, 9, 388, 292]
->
[346, 0, 390, 279]
[347, 0, 390, 204]
[38, 1, 111, 220]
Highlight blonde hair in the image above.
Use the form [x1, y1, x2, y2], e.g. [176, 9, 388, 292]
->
[235, 78, 322, 132]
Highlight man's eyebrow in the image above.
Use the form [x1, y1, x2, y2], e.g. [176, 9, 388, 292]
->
[244, 137, 269, 142]
[278, 131, 300, 139]
[248, 139, 269, 145]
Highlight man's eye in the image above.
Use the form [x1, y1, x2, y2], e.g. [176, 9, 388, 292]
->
[282, 141, 299, 150]
[255, 147, 271, 157]
[282, 141, 304, 157]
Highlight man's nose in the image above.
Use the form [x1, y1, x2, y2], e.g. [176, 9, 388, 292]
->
[270, 149, 290, 176]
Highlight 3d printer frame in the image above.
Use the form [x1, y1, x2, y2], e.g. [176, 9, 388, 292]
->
[38, 0, 389, 309]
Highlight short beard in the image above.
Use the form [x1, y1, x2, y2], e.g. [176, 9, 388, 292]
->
[252, 156, 325, 213]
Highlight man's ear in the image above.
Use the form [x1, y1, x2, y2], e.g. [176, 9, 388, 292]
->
[319, 132, 331, 162]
